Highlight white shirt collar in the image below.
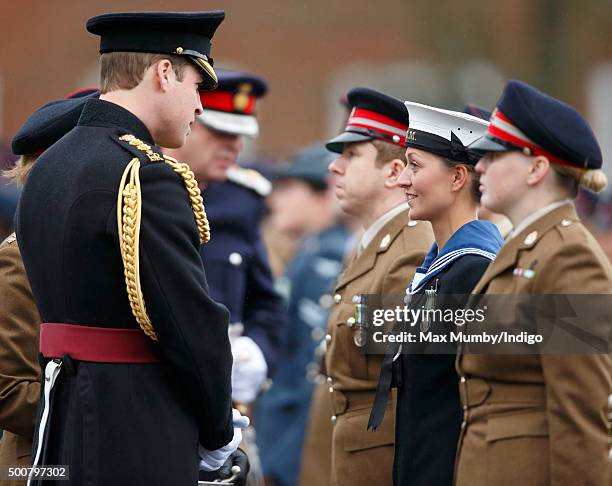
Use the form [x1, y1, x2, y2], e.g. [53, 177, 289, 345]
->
[507, 199, 572, 241]
[358, 202, 410, 255]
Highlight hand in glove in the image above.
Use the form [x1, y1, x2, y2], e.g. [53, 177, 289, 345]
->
[217, 448, 250, 486]
[198, 408, 250, 472]
[231, 336, 268, 403]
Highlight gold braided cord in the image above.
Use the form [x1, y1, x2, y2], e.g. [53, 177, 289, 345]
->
[117, 158, 158, 341]
[116, 135, 212, 341]
[162, 154, 211, 244]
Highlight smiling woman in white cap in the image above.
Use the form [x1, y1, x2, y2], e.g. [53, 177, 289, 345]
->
[369, 102, 503, 486]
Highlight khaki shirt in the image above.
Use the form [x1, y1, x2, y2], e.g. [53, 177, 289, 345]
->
[0, 234, 40, 485]
[456, 203, 612, 486]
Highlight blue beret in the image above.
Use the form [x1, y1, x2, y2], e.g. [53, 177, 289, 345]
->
[463, 103, 492, 121]
[86, 11, 225, 89]
[326, 87, 408, 153]
[274, 144, 335, 189]
[11, 89, 99, 156]
[470, 80, 602, 170]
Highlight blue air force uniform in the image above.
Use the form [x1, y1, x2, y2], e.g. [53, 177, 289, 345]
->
[201, 171, 285, 374]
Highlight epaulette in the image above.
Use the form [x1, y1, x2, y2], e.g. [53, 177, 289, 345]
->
[227, 166, 272, 197]
[111, 133, 211, 343]
[111, 133, 165, 163]
[1, 232, 17, 246]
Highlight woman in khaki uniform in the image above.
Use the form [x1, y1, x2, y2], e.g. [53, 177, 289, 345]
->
[0, 89, 97, 486]
[455, 80, 612, 485]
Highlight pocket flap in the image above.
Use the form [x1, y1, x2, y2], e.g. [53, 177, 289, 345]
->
[343, 407, 395, 452]
[486, 411, 548, 443]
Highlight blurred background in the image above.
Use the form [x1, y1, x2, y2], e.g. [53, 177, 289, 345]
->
[1, 0, 612, 252]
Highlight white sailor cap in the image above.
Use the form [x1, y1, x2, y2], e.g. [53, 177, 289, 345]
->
[404, 101, 489, 164]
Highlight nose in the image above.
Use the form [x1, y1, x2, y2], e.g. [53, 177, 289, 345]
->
[328, 156, 344, 175]
[474, 154, 489, 174]
[397, 165, 412, 189]
[195, 94, 204, 116]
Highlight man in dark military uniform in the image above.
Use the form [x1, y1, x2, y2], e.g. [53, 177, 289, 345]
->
[16, 12, 248, 486]
[165, 70, 286, 405]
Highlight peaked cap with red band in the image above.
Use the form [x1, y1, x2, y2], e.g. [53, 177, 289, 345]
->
[12, 88, 99, 156]
[469, 80, 602, 170]
[197, 69, 268, 138]
[326, 87, 408, 154]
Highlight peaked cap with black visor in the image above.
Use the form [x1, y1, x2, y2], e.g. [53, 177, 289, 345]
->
[86, 11, 225, 90]
[404, 102, 489, 165]
[326, 87, 409, 153]
[468, 79, 602, 170]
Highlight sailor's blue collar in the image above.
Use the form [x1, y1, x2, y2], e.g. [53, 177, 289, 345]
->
[408, 219, 503, 294]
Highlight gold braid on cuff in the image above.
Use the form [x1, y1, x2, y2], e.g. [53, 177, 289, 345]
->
[117, 135, 211, 341]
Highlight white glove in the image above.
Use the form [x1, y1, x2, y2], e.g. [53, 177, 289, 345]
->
[198, 408, 250, 472]
[231, 336, 268, 403]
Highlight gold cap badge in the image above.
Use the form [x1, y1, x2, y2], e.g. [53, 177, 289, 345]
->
[233, 83, 252, 112]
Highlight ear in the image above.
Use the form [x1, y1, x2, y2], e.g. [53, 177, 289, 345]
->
[450, 164, 470, 193]
[153, 59, 174, 93]
[383, 158, 406, 188]
[525, 155, 550, 186]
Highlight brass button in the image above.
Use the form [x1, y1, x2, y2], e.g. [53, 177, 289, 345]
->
[325, 334, 332, 344]
[328, 386, 334, 393]
[460, 376, 466, 383]
[331, 415, 337, 425]
[326, 376, 333, 384]
[333, 293, 342, 303]
[347, 317, 356, 327]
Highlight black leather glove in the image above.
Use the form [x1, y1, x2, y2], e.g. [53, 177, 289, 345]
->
[217, 448, 249, 486]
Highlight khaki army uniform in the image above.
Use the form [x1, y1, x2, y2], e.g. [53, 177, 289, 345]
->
[0, 234, 40, 486]
[324, 209, 433, 486]
[455, 203, 612, 486]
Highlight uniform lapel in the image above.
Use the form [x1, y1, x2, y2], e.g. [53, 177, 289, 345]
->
[335, 210, 409, 291]
[473, 202, 578, 293]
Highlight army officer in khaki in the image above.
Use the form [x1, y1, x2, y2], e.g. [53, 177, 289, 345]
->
[323, 87, 433, 486]
[455, 80, 612, 485]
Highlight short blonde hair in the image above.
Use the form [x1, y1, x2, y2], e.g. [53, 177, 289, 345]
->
[371, 139, 407, 168]
[100, 52, 191, 93]
[3, 154, 39, 186]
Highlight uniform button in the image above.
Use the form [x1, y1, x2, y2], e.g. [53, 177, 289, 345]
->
[347, 317, 356, 327]
[352, 295, 361, 304]
[460, 376, 466, 383]
[561, 219, 572, 227]
[325, 334, 332, 344]
[331, 415, 337, 425]
[319, 294, 333, 308]
[334, 293, 342, 303]
[328, 386, 334, 393]
[326, 376, 333, 384]
[229, 252, 243, 266]
[463, 405, 468, 411]
[408, 220, 418, 227]
[311, 327, 325, 341]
